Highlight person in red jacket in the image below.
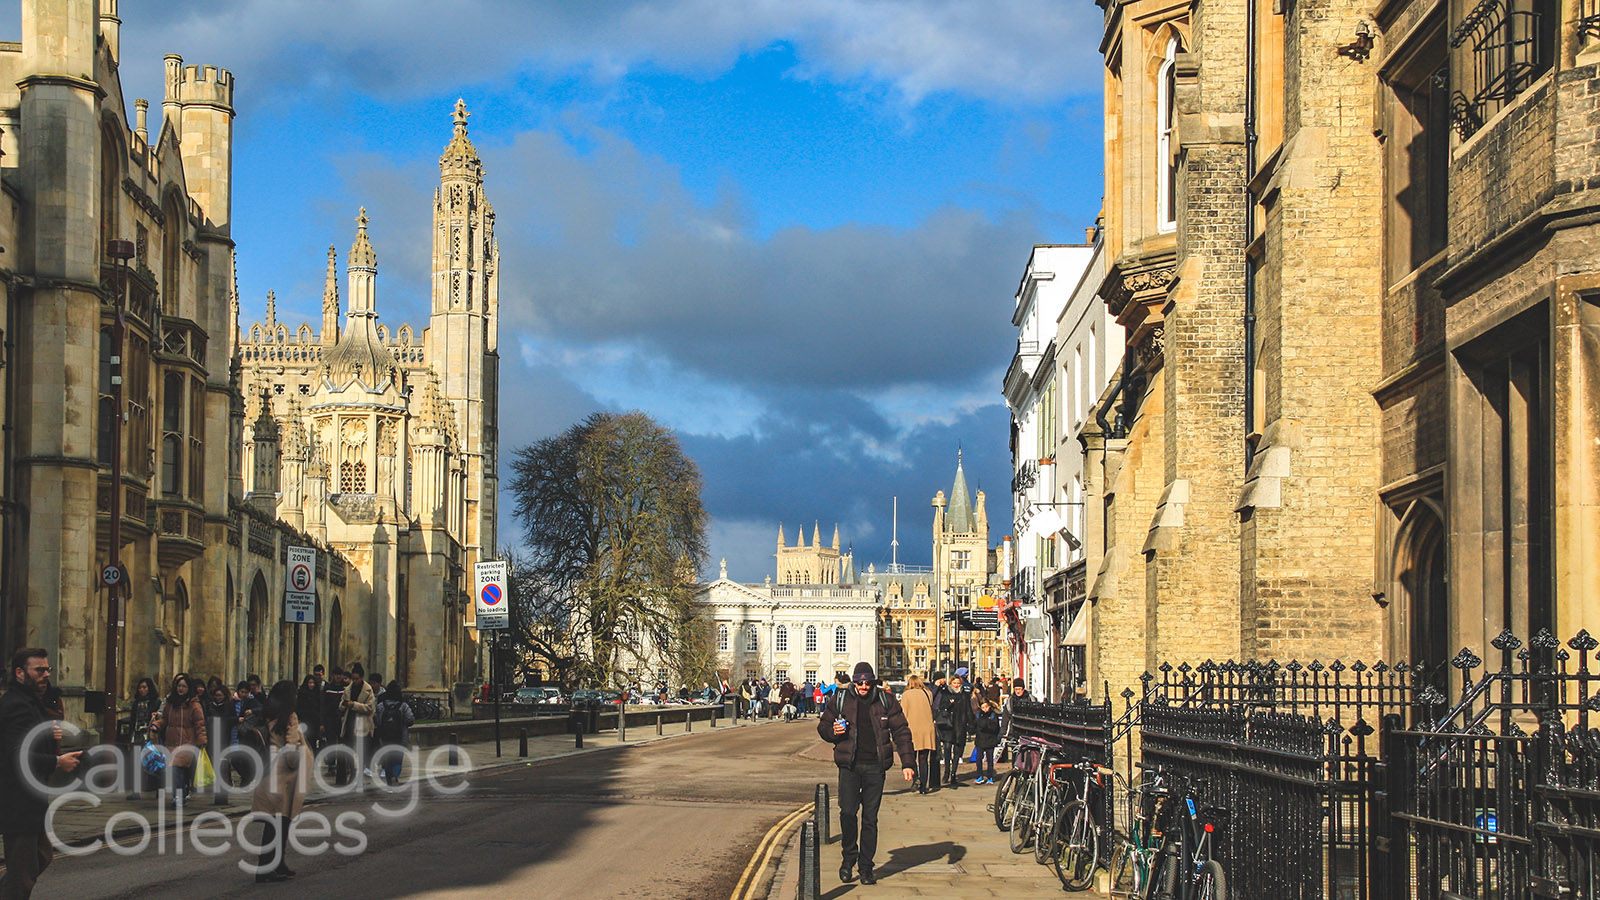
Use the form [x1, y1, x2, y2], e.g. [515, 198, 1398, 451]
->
[817, 662, 915, 886]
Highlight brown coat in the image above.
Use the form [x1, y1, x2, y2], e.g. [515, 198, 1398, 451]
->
[252, 713, 310, 818]
[159, 696, 208, 767]
[900, 685, 937, 751]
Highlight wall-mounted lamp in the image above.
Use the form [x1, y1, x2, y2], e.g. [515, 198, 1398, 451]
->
[1338, 20, 1376, 61]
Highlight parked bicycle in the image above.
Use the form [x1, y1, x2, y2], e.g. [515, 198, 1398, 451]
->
[1141, 770, 1227, 900]
[1111, 768, 1169, 898]
[1047, 759, 1117, 891]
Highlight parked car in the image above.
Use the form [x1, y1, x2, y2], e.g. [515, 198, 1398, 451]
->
[571, 689, 623, 708]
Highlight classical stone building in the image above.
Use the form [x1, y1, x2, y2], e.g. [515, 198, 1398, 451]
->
[236, 102, 500, 695]
[1080, 0, 1600, 706]
[698, 559, 880, 688]
[0, 3, 493, 729]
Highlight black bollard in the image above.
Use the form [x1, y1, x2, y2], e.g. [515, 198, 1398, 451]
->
[815, 783, 830, 845]
[710, 706, 717, 727]
[448, 733, 458, 767]
[798, 819, 820, 900]
[519, 727, 528, 758]
[575, 728, 584, 749]
[686, 711, 693, 733]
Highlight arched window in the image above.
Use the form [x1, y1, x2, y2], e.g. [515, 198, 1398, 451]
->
[162, 195, 184, 314]
[805, 625, 817, 653]
[776, 625, 788, 652]
[717, 623, 729, 651]
[1157, 34, 1184, 232]
[835, 626, 847, 654]
[745, 625, 758, 653]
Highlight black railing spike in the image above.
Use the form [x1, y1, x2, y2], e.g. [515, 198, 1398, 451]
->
[1286, 660, 1303, 673]
[1308, 660, 1325, 673]
[1324, 716, 1344, 735]
[1351, 660, 1368, 674]
[1571, 629, 1599, 652]
[1451, 647, 1483, 670]
[1329, 659, 1347, 673]
[1417, 685, 1446, 707]
[1559, 648, 1572, 662]
[1159, 662, 1173, 674]
[1491, 628, 1522, 651]
[1373, 661, 1390, 674]
[1178, 661, 1193, 674]
[1518, 647, 1533, 662]
[1350, 719, 1374, 737]
[1532, 628, 1561, 650]
[1395, 660, 1411, 673]
[1121, 686, 1136, 700]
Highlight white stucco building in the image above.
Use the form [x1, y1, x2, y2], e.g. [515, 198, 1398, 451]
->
[697, 560, 880, 688]
[1002, 241, 1096, 700]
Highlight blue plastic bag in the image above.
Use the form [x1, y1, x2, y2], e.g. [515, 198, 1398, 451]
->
[140, 742, 168, 776]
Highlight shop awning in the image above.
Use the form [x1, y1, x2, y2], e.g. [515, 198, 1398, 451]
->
[1062, 604, 1088, 646]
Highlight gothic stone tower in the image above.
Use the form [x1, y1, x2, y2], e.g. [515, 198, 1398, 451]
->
[429, 99, 499, 580]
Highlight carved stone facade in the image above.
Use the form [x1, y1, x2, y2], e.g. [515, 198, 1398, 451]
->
[237, 103, 500, 695]
[0, 5, 494, 730]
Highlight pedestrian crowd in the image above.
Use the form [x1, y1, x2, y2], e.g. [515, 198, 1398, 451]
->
[0, 645, 424, 896]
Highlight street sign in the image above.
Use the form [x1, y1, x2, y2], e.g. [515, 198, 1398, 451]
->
[474, 560, 510, 631]
[1017, 606, 1042, 619]
[285, 591, 317, 623]
[960, 609, 1002, 632]
[284, 546, 317, 624]
[100, 563, 126, 589]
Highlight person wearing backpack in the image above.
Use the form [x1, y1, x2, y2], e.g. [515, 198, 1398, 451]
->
[933, 672, 974, 788]
[373, 680, 414, 787]
[249, 680, 308, 883]
[972, 698, 1002, 783]
[817, 662, 915, 886]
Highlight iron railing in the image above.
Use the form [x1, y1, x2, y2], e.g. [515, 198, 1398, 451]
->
[1449, 0, 1554, 138]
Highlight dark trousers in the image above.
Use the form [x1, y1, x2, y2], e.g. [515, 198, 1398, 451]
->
[838, 761, 887, 872]
[256, 814, 287, 874]
[938, 740, 965, 784]
[913, 749, 935, 791]
[975, 746, 995, 779]
[1, 832, 53, 900]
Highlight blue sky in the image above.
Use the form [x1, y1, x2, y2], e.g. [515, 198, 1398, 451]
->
[106, 0, 1105, 579]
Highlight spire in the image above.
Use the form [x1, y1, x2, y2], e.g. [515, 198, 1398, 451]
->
[346, 207, 378, 318]
[264, 290, 276, 329]
[322, 245, 341, 343]
[439, 98, 483, 182]
[777, 523, 786, 550]
[947, 449, 975, 533]
[842, 546, 858, 585]
[812, 522, 821, 548]
[832, 524, 840, 550]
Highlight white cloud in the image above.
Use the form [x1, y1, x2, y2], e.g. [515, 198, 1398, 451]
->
[120, 0, 1102, 107]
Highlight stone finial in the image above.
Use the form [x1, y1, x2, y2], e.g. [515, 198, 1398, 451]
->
[264, 290, 276, 328]
[453, 98, 470, 134]
[719, 558, 728, 579]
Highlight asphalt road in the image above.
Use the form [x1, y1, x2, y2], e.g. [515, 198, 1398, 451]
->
[31, 719, 833, 900]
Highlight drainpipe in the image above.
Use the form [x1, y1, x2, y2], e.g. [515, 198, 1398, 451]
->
[1096, 374, 1125, 440]
[1244, 0, 1260, 470]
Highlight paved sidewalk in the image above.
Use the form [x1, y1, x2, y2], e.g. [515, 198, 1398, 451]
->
[767, 747, 1107, 899]
[18, 711, 771, 857]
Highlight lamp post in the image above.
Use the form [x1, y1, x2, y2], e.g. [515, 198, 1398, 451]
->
[102, 238, 134, 745]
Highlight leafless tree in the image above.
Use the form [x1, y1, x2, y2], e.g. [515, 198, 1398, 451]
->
[507, 412, 709, 691]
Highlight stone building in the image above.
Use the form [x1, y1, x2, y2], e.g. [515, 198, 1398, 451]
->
[1081, 0, 1600, 705]
[931, 454, 1007, 681]
[698, 559, 880, 689]
[775, 522, 848, 585]
[0, 3, 493, 729]
[865, 567, 935, 681]
[235, 102, 500, 696]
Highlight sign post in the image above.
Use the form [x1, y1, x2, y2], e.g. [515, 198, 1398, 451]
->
[474, 560, 510, 756]
[285, 546, 318, 680]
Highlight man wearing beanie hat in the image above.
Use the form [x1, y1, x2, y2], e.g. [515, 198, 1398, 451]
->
[818, 661, 915, 885]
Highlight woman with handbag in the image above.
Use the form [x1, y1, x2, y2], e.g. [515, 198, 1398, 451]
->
[154, 674, 207, 806]
[250, 680, 308, 883]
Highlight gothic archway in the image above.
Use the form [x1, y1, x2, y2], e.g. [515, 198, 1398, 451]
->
[248, 571, 269, 677]
[1392, 498, 1448, 690]
[330, 597, 344, 668]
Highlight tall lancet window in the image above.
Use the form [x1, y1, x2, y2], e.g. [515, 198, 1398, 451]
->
[339, 419, 368, 493]
[1157, 34, 1184, 232]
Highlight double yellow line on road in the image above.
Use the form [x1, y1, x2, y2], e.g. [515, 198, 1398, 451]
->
[729, 801, 816, 900]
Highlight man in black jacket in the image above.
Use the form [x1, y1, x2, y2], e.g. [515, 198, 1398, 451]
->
[0, 648, 82, 900]
[817, 662, 915, 886]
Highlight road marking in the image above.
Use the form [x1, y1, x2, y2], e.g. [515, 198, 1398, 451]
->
[730, 801, 814, 900]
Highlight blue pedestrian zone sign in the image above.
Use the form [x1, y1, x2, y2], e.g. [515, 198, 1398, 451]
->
[474, 560, 509, 631]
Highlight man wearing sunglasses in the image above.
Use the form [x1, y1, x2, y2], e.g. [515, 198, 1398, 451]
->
[818, 662, 915, 886]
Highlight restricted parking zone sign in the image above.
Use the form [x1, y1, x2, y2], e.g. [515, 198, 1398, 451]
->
[284, 545, 317, 624]
[474, 560, 509, 631]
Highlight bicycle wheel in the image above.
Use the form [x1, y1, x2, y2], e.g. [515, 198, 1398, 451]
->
[1196, 860, 1227, 900]
[1033, 797, 1059, 865]
[1007, 795, 1035, 854]
[1148, 846, 1181, 900]
[1110, 840, 1134, 891]
[993, 770, 1020, 831]
[1053, 800, 1099, 891]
